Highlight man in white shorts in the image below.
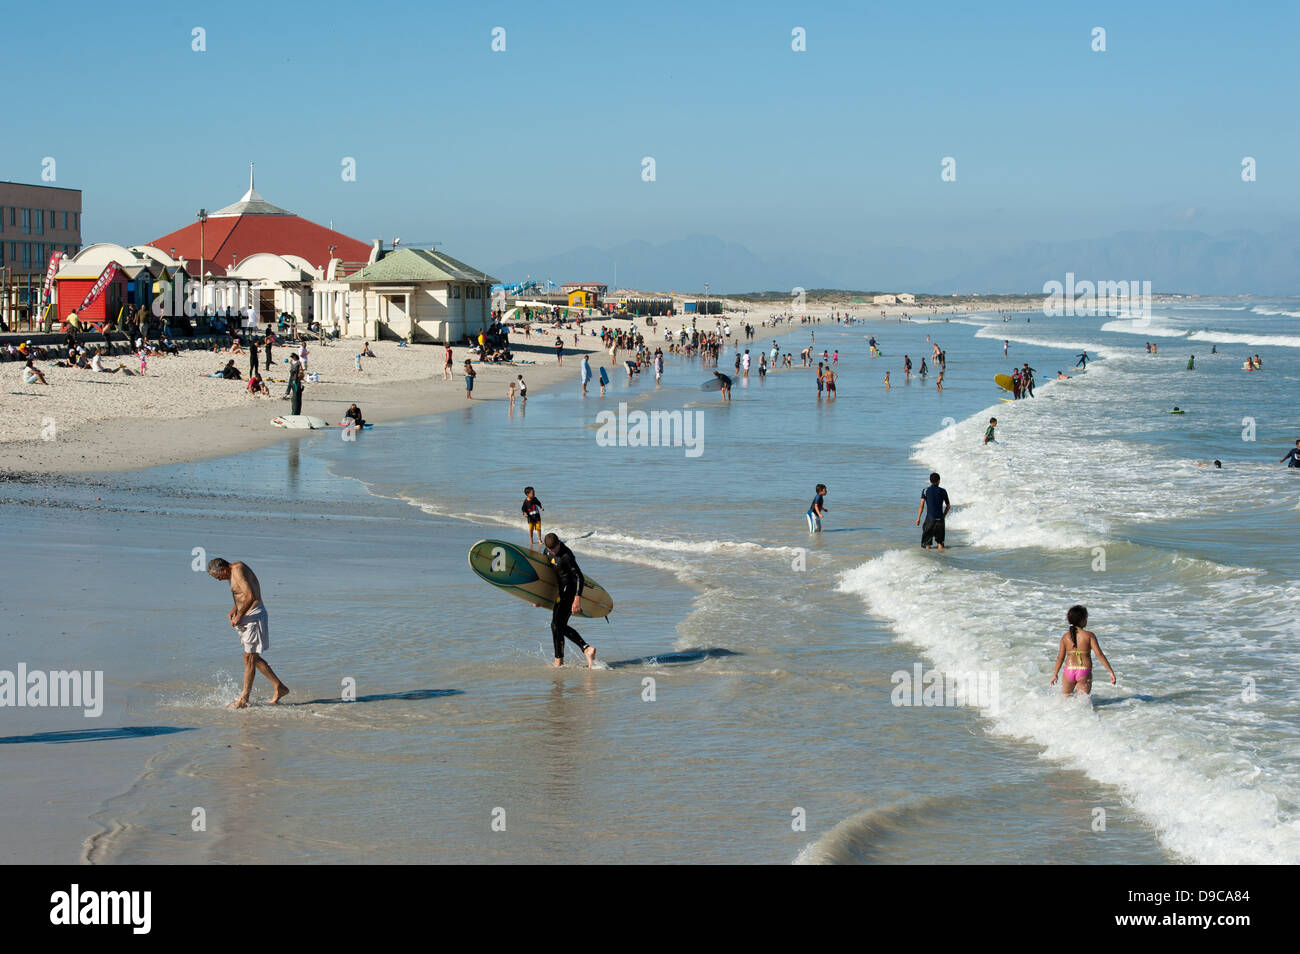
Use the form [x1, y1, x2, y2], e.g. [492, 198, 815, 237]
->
[208, 557, 289, 708]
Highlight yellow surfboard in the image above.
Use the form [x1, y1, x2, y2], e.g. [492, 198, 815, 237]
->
[994, 374, 1015, 392]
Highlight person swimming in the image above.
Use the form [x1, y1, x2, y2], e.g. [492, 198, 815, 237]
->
[1050, 605, 1116, 696]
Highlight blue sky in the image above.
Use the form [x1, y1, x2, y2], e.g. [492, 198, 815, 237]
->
[5, 0, 1297, 277]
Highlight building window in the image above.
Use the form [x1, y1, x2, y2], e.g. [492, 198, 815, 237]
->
[21, 209, 30, 234]
[451, 286, 461, 299]
[63, 211, 69, 230]
[33, 210, 43, 235]
[0, 206, 4, 234]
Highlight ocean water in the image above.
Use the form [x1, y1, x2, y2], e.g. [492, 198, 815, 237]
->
[2, 301, 1297, 864]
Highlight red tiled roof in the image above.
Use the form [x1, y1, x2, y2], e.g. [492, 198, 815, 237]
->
[149, 214, 371, 277]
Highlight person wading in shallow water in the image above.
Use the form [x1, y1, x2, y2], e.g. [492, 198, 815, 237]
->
[207, 558, 289, 708]
[541, 533, 596, 668]
[1050, 604, 1116, 696]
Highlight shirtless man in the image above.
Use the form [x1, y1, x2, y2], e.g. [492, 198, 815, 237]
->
[207, 557, 289, 708]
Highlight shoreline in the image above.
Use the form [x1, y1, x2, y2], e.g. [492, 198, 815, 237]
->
[2, 305, 829, 476]
[0, 299, 1037, 477]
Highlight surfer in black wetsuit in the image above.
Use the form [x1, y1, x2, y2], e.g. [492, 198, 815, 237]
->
[543, 533, 596, 668]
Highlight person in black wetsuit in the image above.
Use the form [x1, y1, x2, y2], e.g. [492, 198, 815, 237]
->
[542, 532, 596, 668]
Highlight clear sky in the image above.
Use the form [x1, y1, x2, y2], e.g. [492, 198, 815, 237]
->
[5, 0, 1297, 274]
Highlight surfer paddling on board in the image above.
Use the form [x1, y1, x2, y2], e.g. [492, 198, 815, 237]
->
[207, 558, 289, 708]
[541, 533, 596, 668]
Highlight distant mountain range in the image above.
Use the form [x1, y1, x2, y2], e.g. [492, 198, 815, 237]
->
[490, 227, 1300, 297]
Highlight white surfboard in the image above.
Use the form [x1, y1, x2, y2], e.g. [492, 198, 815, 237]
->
[272, 415, 329, 429]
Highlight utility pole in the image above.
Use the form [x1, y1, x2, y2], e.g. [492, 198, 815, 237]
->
[197, 208, 208, 327]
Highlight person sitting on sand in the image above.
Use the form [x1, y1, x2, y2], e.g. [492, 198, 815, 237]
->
[1050, 605, 1116, 696]
[90, 348, 120, 374]
[202, 360, 242, 380]
[230, 336, 244, 355]
[23, 359, 48, 386]
[246, 371, 269, 395]
[361, 341, 376, 358]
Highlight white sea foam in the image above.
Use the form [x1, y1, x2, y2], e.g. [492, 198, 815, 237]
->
[1100, 316, 1189, 338]
[1188, 330, 1300, 349]
[972, 326, 1120, 359]
[1250, 305, 1300, 318]
[836, 550, 1300, 864]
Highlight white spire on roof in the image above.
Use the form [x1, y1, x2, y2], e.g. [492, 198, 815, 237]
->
[210, 163, 293, 217]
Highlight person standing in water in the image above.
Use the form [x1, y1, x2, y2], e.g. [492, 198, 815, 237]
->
[207, 558, 289, 708]
[1279, 439, 1300, 468]
[806, 484, 828, 532]
[521, 486, 544, 544]
[915, 472, 950, 550]
[543, 533, 596, 668]
[1050, 605, 1116, 696]
[713, 369, 732, 401]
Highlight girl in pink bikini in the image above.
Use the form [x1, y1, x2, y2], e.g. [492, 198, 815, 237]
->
[1051, 605, 1116, 696]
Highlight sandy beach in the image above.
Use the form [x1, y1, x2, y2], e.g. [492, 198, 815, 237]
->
[0, 297, 1036, 476]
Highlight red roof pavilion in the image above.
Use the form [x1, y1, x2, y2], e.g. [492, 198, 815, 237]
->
[146, 168, 371, 277]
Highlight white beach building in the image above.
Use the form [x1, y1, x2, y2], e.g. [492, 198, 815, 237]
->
[342, 247, 497, 344]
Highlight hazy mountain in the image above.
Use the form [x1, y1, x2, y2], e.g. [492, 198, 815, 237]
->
[492, 226, 1300, 297]
[931, 228, 1300, 296]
